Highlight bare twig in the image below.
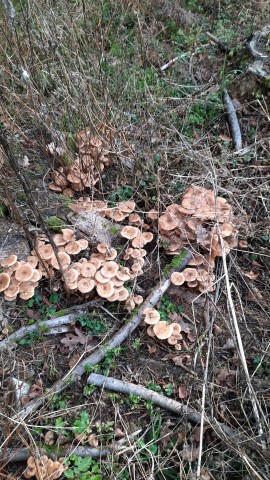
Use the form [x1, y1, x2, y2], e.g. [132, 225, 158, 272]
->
[13, 251, 192, 421]
[160, 56, 179, 73]
[206, 31, 230, 53]
[223, 89, 242, 151]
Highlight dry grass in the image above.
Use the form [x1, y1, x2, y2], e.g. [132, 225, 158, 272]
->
[0, 0, 270, 479]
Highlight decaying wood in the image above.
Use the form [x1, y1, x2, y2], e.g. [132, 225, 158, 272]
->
[223, 89, 242, 152]
[67, 211, 121, 247]
[13, 251, 192, 422]
[0, 219, 30, 261]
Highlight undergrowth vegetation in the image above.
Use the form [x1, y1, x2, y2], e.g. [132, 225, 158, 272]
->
[0, 0, 270, 479]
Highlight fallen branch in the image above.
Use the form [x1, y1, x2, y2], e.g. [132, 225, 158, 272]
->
[13, 251, 192, 422]
[0, 301, 97, 350]
[88, 373, 237, 438]
[160, 56, 179, 73]
[206, 32, 230, 53]
[223, 89, 242, 152]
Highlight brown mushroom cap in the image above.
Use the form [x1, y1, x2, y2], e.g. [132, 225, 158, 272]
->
[27, 255, 39, 268]
[141, 232, 153, 243]
[97, 243, 109, 254]
[96, 281, 115, 298]
[143, 307, 160, 325]
[77, 238, 89, 250]
[80, 262, 96, 278]
[220, 223, 233, 237]
[146, 209, 159, 220]
[110, 276, 124, 288]
[118, 200, 136, 213]
[15, 264, 34, 282]
[31, 269, 42, 282]
[115, 269, 130, 282]
[0, 255, 18, 268]
[62, 228, 75, 242]
[187, 280, 198, 288]
[131, 236, 146, 249]
[107, 291, 119, 302]
[50, 252, 71, 270]
[159, 213, 177, 232]
[39, 244, 54, 260]
[171, 323, 182, 335]
[170, 272, 185, 286]
[63, 268, 79, 284]
[134, 295, 143, 305]
[182, 268, 197, 282]
[104, 248, 118, 261]
[4, 293, 17, 302]
[100, 261, 119, 278]
[0, 273, 10, 292]
[167, 336, 178, 345]
[95, 270, 110, 284]
[90, 257, 103, 269]
[187, 254, 204, 266]
[19, 282, 35, 300]
[153, 321, 173, 339]
[52, 234, 66, 246]
[65, 241, 81, 255]
[4, 279, 20, 297]
[146, 325, 156, 338]
[77, 277, 95, 294]
[121, 226, 140, 240]
[117, 288, 130, 301]
[129, 213, 143, 225]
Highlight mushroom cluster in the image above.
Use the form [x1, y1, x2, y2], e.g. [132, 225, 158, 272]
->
[0, 229, 89, 301]
[68, 197, 141, 223]
[159, 186, 238, 292]
[49, 131, 111, 196]
[143, 308, 182, 350]
[23, 455, 66, 479]
[120, 225, 153, 278]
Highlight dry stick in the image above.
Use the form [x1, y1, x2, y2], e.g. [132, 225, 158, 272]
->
[223, 89, 242, 152]
[206, 32, 230, 53]
[0, 133, 67, 284]
[14, 251, 192, 422]
[87, 373, 243, 441]
[0, 301, 97, 349]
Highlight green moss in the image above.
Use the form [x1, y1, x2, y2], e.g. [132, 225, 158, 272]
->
[162, 250, 188, 277]
[45, 216, 65, 232]
[109, 225, 119, 235]
[0, 204, 9, 217]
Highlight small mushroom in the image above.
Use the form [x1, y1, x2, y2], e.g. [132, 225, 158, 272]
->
[80, 262, 97, 278]
[146, 325, 156, 338]
[19, 282, 35, 300]
[117, 288, 130, 301]
[15, 264, 34, 282]
[100, 261, 119, 278]
[95, 270, 110, 284]
[133, 295, 143, 305]
[121, 225, 140, 240]
[116, 269, 130, 282]
[0, 272, 10, 292]
[182, 268, 197, 282]
[50, 252, 71, 270]
[52, 233, 66, 246]
[63, 268, 79, 284]
[96, 281, 115, 298]
[39, 244, 54, 260]
[146, 209, 159, 220]
[61, 228, 75, 242]
[0, 255, 17, 268]
[153, 321, 173, 340]
[170, 272, 185, 286]
[143, 307, 160, 324]
[65, 240, 81, 255]
[77, 277, 95, 294]
[77, 238, 89, 250]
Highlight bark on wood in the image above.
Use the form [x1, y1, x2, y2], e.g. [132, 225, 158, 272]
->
[0, 219, 30, 261]
[223, 89, 242, 152]
[67, 211, 121, 247]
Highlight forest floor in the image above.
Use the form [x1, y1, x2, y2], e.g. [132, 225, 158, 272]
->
[0, 1, 270, 479]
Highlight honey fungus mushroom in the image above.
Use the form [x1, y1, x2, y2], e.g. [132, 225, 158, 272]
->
[143, 307, 160, 324]
[0, 273, 10, 292]
[153, 321, 173, 339]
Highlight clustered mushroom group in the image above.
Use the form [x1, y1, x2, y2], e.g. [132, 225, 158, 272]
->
[48, 130, 111, 196]
[143, 307, 182, 350]
[159, 185, 238, 292]
[23, 455, 66, 479]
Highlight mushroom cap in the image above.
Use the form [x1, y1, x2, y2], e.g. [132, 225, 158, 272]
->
[115, 269, 130, 282]
[100, 261, 119, 278]
[221, 223, 233, 237]
[77, 277, 95, 294]
[4, 293, 17, 302]
[131, 236, 146, 249]
[96, 281, 115, 298]
[0, 272, 10, 291]
[170, 272, 185, 286]
[95, 270, 110, 284]
[15, 264, 34, 282]
[80, 262, 96, 278]
[77, 238, 89, 250]
[65, 241, 81, 255]
[129, 213, 143, 225]
[107, 291, 119, 302]
[141, 232, 153, 243]
[19, 282, 35, 300]
[110, 210, 125, 222]
[39, 244, 54, 260]
[31, 269, 42, 282]
[168, 336, 178, 345]
[143, 307, 160, 324]
[52, 234, 66, 246]
[27, 255, 39, 268]
[121, 226, 140, 240]
[90, 257, 102, 269]
[131, 263, 143, 273]
[63, 268, 79, 284]
[187, 280, 198, 288]
[61, 228, 75, 242]
[0, 255, 17, 268]
[147, 209, 159, 220]
[182, 268, 197, 282]
[118, 200, 136, 213]
[104, 248, 118, 261]
[146, 325, 156, 338]
[171, 323, 182, 335]
[159, 213, 177, 232]
[134, 295, 144, 305]
[110, 276, 124, 287]
[153, 321, 173, 340]
[117, 288, 130, 301]
[4, 280, 20, 297]
[50, 252, 71, 270]
[97, 243, 109, 254]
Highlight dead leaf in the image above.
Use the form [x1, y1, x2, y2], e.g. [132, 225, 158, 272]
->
[187, 331, 196, 343]
[114, 428, 125, 439]
[222, 338, 235, 349]
[213, 324, 222, 335]
[181, 444, 200, 461]
[178, 384, 188, 399]
[147, 344, 157, 354]
[238, 240, 248, 248]
[219, 134, 232, 142]
[191, 425, 209, 443]
[216, 366, 236, 387]
[69, 353, 81, 369]
[172, 354, 192, 367]
[61, 328, 88, 351]
[243, 271, 259, 280]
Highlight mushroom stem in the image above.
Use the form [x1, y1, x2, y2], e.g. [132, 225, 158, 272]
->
[13, 250, 192, 422]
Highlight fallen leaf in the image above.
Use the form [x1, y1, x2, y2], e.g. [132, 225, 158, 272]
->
[44, 431, 55, 445]
[69, 353, 81, 369]
[243, 271, 259, 280]
[147, 344, 157, 354]
[61, 328, 88, 351]
[238, 240, 248, 248]
[187, 331, 196, 343]
[88, 433, 99, 447]
[114, 428, 125, 439]
[191, 425, 209, 443]
[178, 384, 188, 399]
[219, 134, 232, 142]
[181, 444, 200, 461]
[222, 338, 235, 349]
[172, 354, 192, 367]
[216, 366, 236, 387]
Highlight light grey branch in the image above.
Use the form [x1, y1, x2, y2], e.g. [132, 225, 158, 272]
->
[223, 89, 242, 152]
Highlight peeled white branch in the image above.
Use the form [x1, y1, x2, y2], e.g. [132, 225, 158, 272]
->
[223, 89, 242, 152]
